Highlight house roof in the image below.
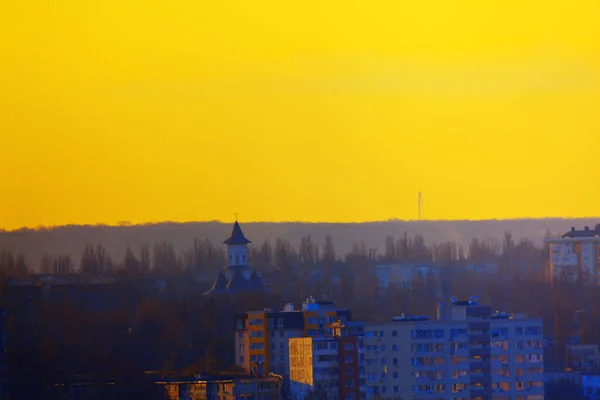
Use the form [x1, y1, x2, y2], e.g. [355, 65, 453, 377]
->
[223, 221, 251, 245]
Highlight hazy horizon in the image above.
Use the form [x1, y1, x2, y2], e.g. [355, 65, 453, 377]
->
[3, 216, 600, 233]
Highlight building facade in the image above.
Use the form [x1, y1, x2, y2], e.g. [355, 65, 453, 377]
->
[289, 335, 361, 400]
[234, 298, 352, 377]
[545, 224, 600, 284]
[375, 263, 497, 292]
[361, 298, 544, 400]
[566, 344, 600, 371]
[583, 373, 600, 400]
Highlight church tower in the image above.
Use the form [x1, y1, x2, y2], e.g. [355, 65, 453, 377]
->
[223, 220, 251, 268]
[204, 219, 265, 296]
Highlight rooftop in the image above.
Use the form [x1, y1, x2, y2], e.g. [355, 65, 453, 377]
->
[223, 221, 251, 245]
[561, 224, 600, 239]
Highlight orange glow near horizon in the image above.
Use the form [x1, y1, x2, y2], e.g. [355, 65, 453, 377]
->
[1, 1, 600, 230]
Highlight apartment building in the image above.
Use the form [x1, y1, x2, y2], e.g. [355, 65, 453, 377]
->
[375, 263, 498, 291]
[566, 344, 600, 371]
[545, 224, 600, 284]
[234, 297, 352, 376]
[289, 335, 361, 400]
[362, 298, 544, 400]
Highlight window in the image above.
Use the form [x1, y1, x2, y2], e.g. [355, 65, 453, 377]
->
[393, 372, 398, 379]
[451, 370, 468, 378]
[280, 343, 284, 350]
[346, 367, 354, 374]
[515, 327, 523, 336]
[346, 355, 354, 363]
[239, 344, 245, 352]
[411, 329, 433, 339]
[381, 358, 386, 365]
[239, 356, 244, 363]
[392, 330, 397, 337]
[242, 254, 246, 263]
[434, 329, 444, 338]
[251, 355, 257, 362]
[345, 343, 354, 351]
[346, 380, 355, 388]
[277, 319, 284, 329]
[239, 332, 244, 339]
[308, 317, 317, 324]
[515, 354, 524, 363]
[380, 330, 385, 337]
[229, 255, 233, 264]
[236, 319, 244, 330]
[393, 386, 399, 393]
[279, 331, 284, 338]
[392, 344, 398, 351]
[318, 317, 326, 325]
[268, 318, 274, 329]
[307, 329, 317, 336]
[380, 345, 386, 351]
[315, 342, 329, 350]
[526, 326, 542, 335]
[235, 254, 239, 264]
[393, 357, 398, 366]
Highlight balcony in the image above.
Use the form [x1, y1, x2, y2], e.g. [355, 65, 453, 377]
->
[469, 348, 491, 358]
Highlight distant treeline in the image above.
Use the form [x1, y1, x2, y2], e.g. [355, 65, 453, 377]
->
[0, 218, 594, 273]
[0, 229, 546, 278]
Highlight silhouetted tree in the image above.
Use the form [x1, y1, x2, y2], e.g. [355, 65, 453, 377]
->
[322, 234, 336, 264]
[124, 247, 140, 275]
[40, 254, 52, 275]
[80, 244, 113, 277]
[152, 242, 180, 274]
[140, 244, 151, 273]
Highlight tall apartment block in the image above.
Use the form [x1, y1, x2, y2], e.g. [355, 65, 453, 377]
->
[289, 332, 362, 400]
[234, 297, 352, 376]
[361, 298, 544, 400]
[545, 224, 600, 283]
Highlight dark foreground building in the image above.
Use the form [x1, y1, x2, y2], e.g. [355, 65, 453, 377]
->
[53, 372, 283, 400]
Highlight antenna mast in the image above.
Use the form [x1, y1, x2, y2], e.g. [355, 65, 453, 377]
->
[418, 192, 424, 221]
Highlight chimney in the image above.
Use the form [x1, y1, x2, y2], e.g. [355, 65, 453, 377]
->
[571, 227, 576, 232]
[585, 226, 590, 231]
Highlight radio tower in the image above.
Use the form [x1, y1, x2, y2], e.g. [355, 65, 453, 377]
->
[418, 192, 424, 221]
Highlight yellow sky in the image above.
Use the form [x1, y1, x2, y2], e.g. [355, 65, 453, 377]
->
[1, 0, 599, 229]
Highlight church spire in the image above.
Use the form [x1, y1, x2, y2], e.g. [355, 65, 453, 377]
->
[223, 221, 251, 245]
[224, 220, 251, 267]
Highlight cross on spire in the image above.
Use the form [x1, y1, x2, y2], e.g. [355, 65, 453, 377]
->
[233, 212, 239, 221]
